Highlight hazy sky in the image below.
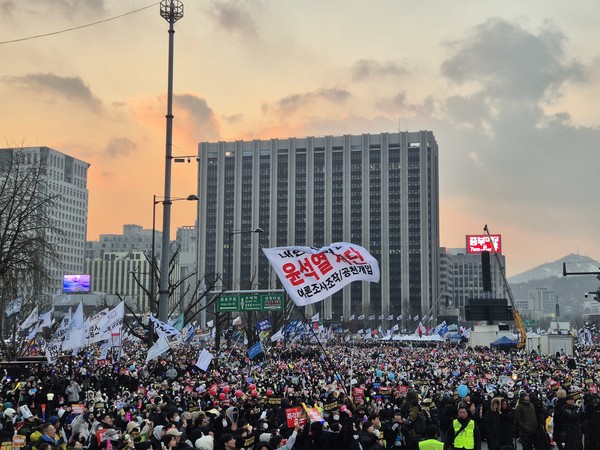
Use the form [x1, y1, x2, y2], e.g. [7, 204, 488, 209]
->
[1, 1, 599, 277]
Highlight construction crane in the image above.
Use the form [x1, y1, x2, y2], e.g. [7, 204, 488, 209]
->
[483, 224, 527, 349]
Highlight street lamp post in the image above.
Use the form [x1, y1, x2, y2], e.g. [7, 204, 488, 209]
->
[158, 0, 184, 323]
[152, 194, 198, 320]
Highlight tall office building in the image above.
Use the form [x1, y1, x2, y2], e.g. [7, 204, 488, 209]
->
[0, 146, 89, 303]
[197, 132, 440, 322]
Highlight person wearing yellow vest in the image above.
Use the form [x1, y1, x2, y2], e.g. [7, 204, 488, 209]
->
[419, 424, 444, 450]
[444, 405, 481, 450]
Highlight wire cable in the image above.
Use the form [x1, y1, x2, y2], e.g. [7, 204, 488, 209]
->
[0, 2, 160, 45]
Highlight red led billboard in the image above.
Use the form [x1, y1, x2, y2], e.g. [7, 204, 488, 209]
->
[466, 234, 501, 253]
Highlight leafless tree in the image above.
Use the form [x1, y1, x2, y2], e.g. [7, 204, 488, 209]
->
[0, 148, 62, 357]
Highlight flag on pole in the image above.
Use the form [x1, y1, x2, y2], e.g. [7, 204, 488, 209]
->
[150, 314, 181, 337]
[39, 309, 53, 328]
[248, 341, 264, 359]
[262, 243, 380, 306]
[19, 306, 39, 331]
[378, 315, 383, 320]
[349, 314, 355, 321]
[146, 336, 170, 362]
[413, 314, 419, 321]
[271, 328, 284, 342]
[369, 315, 375, 320]
[358, 314, 365, 320]
[206, 320, 214, 328]
[387, 314, 393, 321]
[232, 316, 242, 326]
[397, 314, 402, 320]
[257, 318, 271, 331]
[195, 349, 213, 371]
[5, 296, 23, 317]
[62, 302, 85, 351]
[311, 313, 320, 322]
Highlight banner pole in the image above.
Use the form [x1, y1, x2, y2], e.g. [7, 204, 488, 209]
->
[295, 305, 354, 409]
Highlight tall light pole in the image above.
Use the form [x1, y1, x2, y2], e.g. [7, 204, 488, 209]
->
[153, 194, 197, 320]
[158, 0, 184, 322]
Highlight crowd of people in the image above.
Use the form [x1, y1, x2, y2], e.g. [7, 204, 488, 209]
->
[0, 337, 599, 450]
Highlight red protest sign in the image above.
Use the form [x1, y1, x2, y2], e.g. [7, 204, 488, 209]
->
[286, 406, 306, 428]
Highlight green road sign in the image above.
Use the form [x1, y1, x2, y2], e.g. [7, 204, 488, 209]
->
[523, 320, 535, 327]
[217, 291, 285, 312]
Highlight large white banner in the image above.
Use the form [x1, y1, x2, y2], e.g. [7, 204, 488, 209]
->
[262, 243, 380, 306]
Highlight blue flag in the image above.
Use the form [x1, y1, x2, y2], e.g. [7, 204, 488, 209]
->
[257, 318, 271, 332]
[248, 341, 264, 359]
[283, 320, 299, 333]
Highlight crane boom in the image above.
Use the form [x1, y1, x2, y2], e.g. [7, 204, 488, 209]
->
[483, 224, 527, 349]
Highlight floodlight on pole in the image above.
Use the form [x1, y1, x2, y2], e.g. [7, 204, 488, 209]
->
[158, 0, 184, 323]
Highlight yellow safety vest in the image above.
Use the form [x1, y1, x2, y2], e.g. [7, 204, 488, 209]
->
[452, 419, 475, 449]
[419, 438, 445, 450]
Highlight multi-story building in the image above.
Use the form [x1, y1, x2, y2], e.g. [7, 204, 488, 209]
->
[0, 146, 89, 302]
[528, 287, 558, 320]
[85, 224, 161, 261]
[196, 132, 440, 323]
[447, 248, 507, 320]
[86, 225, 193, 315]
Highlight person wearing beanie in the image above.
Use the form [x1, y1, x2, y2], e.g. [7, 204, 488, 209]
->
[515, 392, 537, 450]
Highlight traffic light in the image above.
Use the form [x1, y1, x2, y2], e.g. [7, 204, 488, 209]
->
[481, 251, 492, 291]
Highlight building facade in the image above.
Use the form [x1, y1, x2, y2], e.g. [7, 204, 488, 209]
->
[447, 248, 507, 320]
[0, 146, 89, 302]
[86, 225, 194, 315]
[196, 132, 440, 323]
[85, 224, 162, 261]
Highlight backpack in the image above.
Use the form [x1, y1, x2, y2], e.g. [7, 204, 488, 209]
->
[413, 412, 428, 435]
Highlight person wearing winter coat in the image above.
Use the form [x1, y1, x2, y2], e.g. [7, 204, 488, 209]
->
[482, 398, 502, 450]
[515, 392, 538, 450]
[498, 398, 514, 447]
[444, 405, 481, 450]
[584, 395, 600, 450]
[561, 395, 583, 450]
[554, 389, 568, 450]
[0, 408, 17, 443]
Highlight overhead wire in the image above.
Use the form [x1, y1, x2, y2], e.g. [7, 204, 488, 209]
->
[0, 2, 160, 45]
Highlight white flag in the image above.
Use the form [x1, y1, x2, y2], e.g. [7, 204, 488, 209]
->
[62, 302, 85, 351]
[150, 314, 181, 337]
[387, 315, 394, 321]
[39, 309, 53, 328]
[414, 314, 419, 321]
[195, 349, 214, 371]
[232, 316, 242, 326]
[358, 314, 365, 320]
[397, 314, 402, 320]
[206, 320, 214, 328]
[270, 328, 285, 342]
[6, 296, 23, 317]
[392, 324, 399, 332]
[349, 314, 355, 321]
[19, 306, 38, 331]
[262, 243, 380, 306]
[146, 336, 170, 362]
[88, 302, 125, 344]
[27, 322, 40, 340]
[311, 312, 320, 322]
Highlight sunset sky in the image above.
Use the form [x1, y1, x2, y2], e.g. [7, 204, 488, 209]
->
[1, 1, 599, 277]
